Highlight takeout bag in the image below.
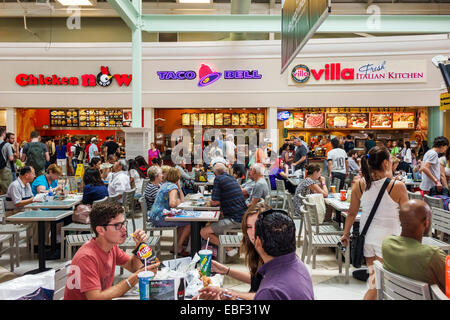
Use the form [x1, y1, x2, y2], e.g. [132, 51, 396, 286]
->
[72, 204, 91, 224]
[0, 269, 55, 300]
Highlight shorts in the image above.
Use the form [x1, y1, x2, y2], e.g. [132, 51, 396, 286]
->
[364, 243, 382, 258]
[210, 218, 241, 235]
[152, 218, 190, 228]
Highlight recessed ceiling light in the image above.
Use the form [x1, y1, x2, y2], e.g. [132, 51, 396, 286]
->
[177, 0, 211, 3]
[56, 0, 94, 6]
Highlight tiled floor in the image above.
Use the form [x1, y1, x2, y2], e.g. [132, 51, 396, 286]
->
[0, 218, 368, 300]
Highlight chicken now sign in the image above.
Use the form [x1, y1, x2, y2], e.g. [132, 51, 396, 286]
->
[15, 66, 132, 87]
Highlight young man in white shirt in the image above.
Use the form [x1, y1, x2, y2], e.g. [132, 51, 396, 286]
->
[419, 136, 449, 194]
[327, 137, 348, 191]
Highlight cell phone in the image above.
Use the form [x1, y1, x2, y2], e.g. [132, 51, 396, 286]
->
[337, 241, 346, 253]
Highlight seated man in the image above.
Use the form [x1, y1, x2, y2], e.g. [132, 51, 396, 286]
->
[382, 200, 447, 293]
[64, 202, 160, 300]
[108, 159, 131, 202]
[200, 163, 247, 258]
[245, 163, 269, 207]
[5, 166, 36, 214]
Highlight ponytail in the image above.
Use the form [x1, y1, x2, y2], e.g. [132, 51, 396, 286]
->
[361, 155, 372, 190]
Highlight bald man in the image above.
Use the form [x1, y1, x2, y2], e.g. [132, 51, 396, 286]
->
[382, 200, 447, 293]
[200, 163, 247, 258]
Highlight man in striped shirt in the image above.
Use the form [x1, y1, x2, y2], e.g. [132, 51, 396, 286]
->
[144, 166, 163, 214]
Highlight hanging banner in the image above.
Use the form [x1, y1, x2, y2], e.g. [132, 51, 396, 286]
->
[441, 92, 450, 111]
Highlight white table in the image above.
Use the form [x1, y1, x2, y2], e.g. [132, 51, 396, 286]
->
[324, 195, 351, 212]
[166, 210, 220, 258]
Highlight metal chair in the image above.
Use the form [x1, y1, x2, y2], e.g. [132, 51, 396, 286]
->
[122, 189, 137, 230]
[0, 198, 34, 267]
[274, 179, 290, 210]
[60, 222, 92, 260]
[424, 195, 444, 210]
[65, 233, 94, 261]
[139, 197, 178, 259]
[107, 194, 121, 203]
[373, 260, 431, 300]
[141, 179, 150, 196]
[430, 207, 450, 242]
[300, 206, 349, 283]
[303, 199, 343, 236]
[53, 261, 72, 300]
[0, 234, 14, 272]
[92, 197, 108, 205]
[430, 284, 449, 300]
[407, 191, 423, 201]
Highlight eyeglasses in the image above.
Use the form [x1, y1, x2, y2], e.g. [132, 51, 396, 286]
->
[103, 220, 128, 231]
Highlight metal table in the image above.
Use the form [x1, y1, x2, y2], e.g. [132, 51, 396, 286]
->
[7, 210, 73, 274]
[165, 211, 220, 258]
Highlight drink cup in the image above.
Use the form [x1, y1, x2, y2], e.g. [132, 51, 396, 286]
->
[340, 190, 347, 201]
[199, 186, 205, 194]
[330, 185, 336, 194]
[138, 271, 154, 300]
[198, 249, 212, 276]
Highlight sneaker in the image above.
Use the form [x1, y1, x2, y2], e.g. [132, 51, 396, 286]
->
[226, 248, 238, 257]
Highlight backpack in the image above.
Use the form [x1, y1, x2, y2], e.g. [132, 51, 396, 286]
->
[26, 142, 46, 174]
[0, 142, 7, 170]
[74, 145, 82, 159]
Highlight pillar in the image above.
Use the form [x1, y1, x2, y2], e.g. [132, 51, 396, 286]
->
[266, 107, 278, 156]
[5, 108, 16, 134]
[428, 106, 444, 147]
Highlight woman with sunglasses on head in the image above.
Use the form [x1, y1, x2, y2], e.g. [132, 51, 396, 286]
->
[340, 146, 408, 300]
[195, 203, 269, 300]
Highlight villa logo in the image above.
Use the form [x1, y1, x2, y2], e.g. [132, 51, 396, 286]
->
[291, 64, 311, 83]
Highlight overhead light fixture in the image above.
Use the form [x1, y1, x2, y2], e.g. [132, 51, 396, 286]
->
[177, 0, 212, 4]
[56, 0, 95, 6]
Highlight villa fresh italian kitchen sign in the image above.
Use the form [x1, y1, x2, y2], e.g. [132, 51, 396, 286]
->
[288, 60, 427, 85]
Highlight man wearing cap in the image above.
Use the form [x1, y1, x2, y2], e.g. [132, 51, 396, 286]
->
[89, 138, 100, 162]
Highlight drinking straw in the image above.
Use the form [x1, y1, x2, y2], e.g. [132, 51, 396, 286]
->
[205, 237, 210, 251]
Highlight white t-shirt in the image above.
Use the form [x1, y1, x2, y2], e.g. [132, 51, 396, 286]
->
[327, 148, 348, 174]
[128, 169, 143, 193]
[420, 149, 440, 191]
[401, 148, 412, 164]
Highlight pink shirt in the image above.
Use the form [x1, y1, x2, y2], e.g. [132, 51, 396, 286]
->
[64, 239, 130, 300]
[148, 148, 161, 162]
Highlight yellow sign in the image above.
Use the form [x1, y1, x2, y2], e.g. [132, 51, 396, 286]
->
[441, 92, 450, 111]
[75, 164, 84, 178]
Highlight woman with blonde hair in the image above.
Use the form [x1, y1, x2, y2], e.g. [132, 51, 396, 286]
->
[149, 167, 191, 256]
[161, 165, 171, 183]
[196, 202, 270, 300]
[31, 163, 63, 196]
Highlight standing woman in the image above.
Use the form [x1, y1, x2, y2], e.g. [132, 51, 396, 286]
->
[340, 146, 408, 300]
[148, 143, 161, 165]
[56, 138, 68, 176]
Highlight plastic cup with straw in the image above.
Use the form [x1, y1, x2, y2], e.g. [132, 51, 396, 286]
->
[199, 237, 212, 276]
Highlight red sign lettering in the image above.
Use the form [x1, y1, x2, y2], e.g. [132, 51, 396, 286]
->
[311, 63, 355, 81]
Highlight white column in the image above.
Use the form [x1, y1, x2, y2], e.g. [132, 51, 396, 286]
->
[266, 106, 278, 155]
[5, 108, 16, 133]
[144, 107, 154, 146]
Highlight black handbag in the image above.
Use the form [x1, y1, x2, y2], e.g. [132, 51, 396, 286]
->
[350, 178, 391, 268]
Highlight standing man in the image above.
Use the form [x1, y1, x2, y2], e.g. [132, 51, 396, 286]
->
[66, 137, 75, 176]
[365, 133, 377, 154]
[89, 138, 100, 162]
[327, 137, 348, 191]
[5, 133, 19, 181]
[419, 136, 449, 194]
[20, 131, 50, 177]
[104, 136, 119, 158]
[344, 135, 355, 153]
[299, 136, 309, 153]
[0, 129, 14, 194]
[292, 138, 307, 172]
[70, 137, 82, 174]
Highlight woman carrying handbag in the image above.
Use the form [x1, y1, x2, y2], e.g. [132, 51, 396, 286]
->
[340, 146, 408, 300]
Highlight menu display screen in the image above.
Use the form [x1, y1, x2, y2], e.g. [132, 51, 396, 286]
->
[347, 113, 369, 129]
[293, 113, 305, 128]
[370, 113, 392, 128]
[51, 109, 125, 128]
[304, 113, 325, 128]
[326, 113, 348, 128]
[392, 112, 415, 129]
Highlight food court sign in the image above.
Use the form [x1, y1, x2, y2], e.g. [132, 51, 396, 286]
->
[157, 64, 263, 87]
[288, 60, 427, 85]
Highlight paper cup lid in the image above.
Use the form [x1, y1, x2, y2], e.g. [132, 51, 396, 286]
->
[138, 271, 154, 278]
[198, 249, 212, 255]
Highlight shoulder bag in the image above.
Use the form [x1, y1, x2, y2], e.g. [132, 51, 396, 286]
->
[350, 178, 391, 268]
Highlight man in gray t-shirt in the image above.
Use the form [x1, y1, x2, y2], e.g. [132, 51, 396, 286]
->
[420, 137, 449, 192]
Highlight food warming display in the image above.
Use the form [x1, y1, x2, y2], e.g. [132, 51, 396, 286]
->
[51, 109, 125, 128]
[180, 112, 265, 127]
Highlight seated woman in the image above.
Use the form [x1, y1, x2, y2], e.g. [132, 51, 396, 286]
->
[135, 155, 149, 179]
[128, 159, 144, 194]
[144, 166, 163, 212]
[293, 164, 328, 216]
[82, 168, 109, 205]
[149, 167, 191, 257]
[268, 158, 296, 194]
[89, 157, 102, 171]
[31, 164, 63, 196]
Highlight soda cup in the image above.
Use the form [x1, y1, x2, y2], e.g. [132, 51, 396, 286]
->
[138, 271, 154, 300]
[340, 190, 347, 201]
[198, 249, 212, 276]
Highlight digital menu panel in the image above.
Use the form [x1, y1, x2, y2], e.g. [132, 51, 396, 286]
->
[293, 113, 305, 128]
[326, 113, 348, 128]
[392, 112, 415, 129]
[304, 113, 325, 128]
[370, 113, 392, 128]
[347, 113, 369, 129]
[51, 109, 124, 127]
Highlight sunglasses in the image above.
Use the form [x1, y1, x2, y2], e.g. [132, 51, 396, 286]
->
[103, 220, 128, 231]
